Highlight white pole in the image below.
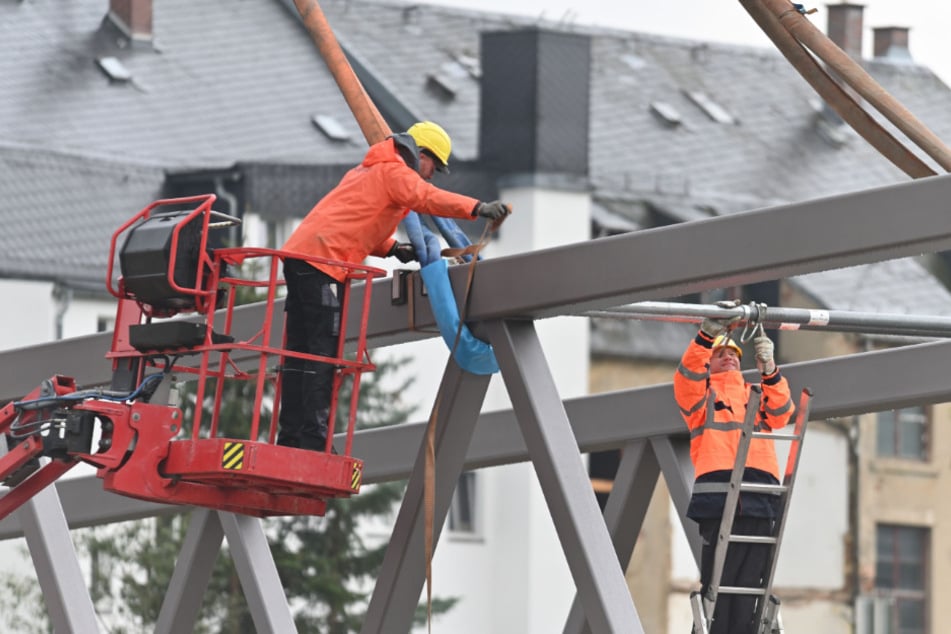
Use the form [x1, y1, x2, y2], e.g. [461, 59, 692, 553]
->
[585, 301, 951, 339]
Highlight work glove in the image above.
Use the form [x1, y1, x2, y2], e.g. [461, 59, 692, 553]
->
[699, 315, 741, 339]
[754, 335, 776, 375]
[387, 242, 418, 264]
[476, 201, 512, 221]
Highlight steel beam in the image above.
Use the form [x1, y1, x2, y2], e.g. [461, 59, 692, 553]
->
[488, 320, 643, 633]
[3, 176, 951, 401]
[651, 436, 703, 565]
[155, 509, 225, 634]
[563, 440, 659, 634]
[19, 485, 100, 633]
[361, 356, 491, 634]
[3, 337, 951, 538]
[219, 512, 298, 634]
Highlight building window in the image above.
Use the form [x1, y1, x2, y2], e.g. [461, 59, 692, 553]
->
[876, 524, 928, 634]
[876, 406, 929, 460]
[97, 316, 115, 333]
[448, 471, 478, 535]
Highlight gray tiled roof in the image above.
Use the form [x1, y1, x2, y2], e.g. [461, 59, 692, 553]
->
[2, 0, 951, 323]
[792, 258, 951, 316]
[0, 144, 166, 287]
[0, 0, 367, 167]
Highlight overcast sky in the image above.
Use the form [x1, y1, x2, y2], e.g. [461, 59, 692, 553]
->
[425, 0, 951, 86]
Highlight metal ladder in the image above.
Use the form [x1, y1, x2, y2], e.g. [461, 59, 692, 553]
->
[690, 386, 813, 634]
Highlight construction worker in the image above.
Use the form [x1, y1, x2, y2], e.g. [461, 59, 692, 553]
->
[278, 121, 511, 452]
[673, 316, 795, 634]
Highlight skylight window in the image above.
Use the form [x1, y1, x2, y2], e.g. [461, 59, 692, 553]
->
[684, 91, 736, 124]
[426, 73, 458, 101]
[452, 53, 481, 79]
[620, 54, 647, 71]
[311, 114, 351, 142]
[97, 57, 132, 83]
[440, 61, 471, 80]
[650, 101, 682, 127]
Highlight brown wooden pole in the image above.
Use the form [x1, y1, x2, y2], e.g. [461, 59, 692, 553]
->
[739, 0, 935, 179]
[292, 0, 391, 145]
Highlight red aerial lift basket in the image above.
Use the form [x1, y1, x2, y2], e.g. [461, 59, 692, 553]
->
[0, 194, 384, 520]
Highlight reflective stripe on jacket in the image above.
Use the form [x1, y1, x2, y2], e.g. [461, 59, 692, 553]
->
[282, 137, 480, 282]
[673, 330, 795, 480]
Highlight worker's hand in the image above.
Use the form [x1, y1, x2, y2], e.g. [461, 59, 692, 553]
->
[476, 201, 512, 221]
[754, 335, 776, 375]
[700, 315, 741, 339]
[387, 242, 418, 264]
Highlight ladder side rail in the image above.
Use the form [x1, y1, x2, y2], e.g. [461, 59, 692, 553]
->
[753, 388, 813, 633]
[690, 591, 710, 634]
[703, 386, 763, 621]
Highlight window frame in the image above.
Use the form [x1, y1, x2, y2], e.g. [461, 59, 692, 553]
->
[447, 470, 481, 539]
[875, 405, 931, 461]
[875, 523, 929, 634]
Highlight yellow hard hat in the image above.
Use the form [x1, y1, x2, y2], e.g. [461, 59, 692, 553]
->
[712, 335, 742, 359]
[407, 121, 452, 171]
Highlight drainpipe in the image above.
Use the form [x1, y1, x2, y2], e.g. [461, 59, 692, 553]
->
[52, 282, 73, 341]
[847, 414, 862, 619]
[213, 175, 240, 247]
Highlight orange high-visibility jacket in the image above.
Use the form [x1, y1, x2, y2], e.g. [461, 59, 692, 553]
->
[282, 137, 480, 281]
[673, 330, 795, 479]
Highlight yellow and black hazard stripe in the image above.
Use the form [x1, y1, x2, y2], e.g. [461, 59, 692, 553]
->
[222, 442, 245, 470]
[351, 463, 363, 490]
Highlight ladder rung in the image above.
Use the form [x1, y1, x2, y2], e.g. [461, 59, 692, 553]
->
[718, 585, 767, 596]
[739, 482, 787, 494]
[728, 534, 777, 545]
[752, 431, 801, 441]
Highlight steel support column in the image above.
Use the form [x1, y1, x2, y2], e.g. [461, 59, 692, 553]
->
[488, 319, 643, 633]
[19, 485, 99, 634]
[361, 357, 492, 634]
[651, 436, 702, 565]
[218, 512, 298, 634]
[563, 440, 660, 634]
[155, 508, 225, 634]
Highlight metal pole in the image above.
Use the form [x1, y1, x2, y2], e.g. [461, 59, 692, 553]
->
[584, 301, 951, 339]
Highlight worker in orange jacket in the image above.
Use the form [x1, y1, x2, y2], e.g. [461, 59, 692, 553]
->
[279, 121, 511, 452]
[673, 315, 794, 634]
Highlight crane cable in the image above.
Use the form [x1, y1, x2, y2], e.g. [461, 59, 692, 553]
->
[740, 0, 951, 178]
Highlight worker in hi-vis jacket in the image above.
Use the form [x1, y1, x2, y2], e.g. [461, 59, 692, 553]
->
[673, 315, 795, 634]
[278, 121, 510, 452]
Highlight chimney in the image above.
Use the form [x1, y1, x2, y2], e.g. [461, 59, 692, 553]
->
[479, 28, 590, 177]
[873, 26, 912, 61]
[108, 0, 153, 43]
[826, 3, 865, 60]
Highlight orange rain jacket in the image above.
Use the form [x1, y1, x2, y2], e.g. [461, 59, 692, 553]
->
[673, 330, 795, 519]
[282, 136, 480, 282]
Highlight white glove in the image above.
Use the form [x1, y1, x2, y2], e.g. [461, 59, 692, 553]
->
[700, 315, 741, 338]
[754, 335, 776, 375]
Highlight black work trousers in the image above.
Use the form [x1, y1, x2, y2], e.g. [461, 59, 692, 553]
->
[697, 516, 774, 634]
[278, 258, 342, 451]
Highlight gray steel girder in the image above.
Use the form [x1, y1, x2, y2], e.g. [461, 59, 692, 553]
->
[362, 356, 491, 633]
[2, 175, 951, 401]
[2, 337, 951, 538]
[488, 319, 643, 633]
